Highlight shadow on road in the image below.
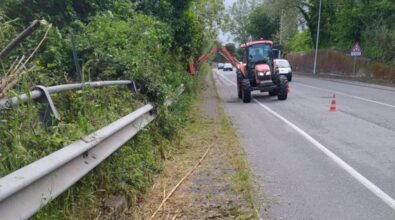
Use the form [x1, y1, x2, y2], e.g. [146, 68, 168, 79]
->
[224, 92, 279, 104]
[253, 93, 279, 103]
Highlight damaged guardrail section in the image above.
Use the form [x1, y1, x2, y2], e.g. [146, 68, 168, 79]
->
[0, 104, 155, 219]
[0, 81, 184, 219]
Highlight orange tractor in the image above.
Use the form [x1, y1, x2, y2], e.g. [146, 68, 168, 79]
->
[189, 40, 288, 103]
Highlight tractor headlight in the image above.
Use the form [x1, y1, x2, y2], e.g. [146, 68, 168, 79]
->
[258, 72, 265, 77]
[266, 71, 271, 76]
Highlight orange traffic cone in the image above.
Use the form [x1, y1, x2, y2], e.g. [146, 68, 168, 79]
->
[329, 94, 337, 112]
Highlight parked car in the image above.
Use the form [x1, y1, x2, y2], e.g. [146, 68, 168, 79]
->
[217, 63, 224, 69]
[274, 59, 292, 81]
[223, 63, 233, 71]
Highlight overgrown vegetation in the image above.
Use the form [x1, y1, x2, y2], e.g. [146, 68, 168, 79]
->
[271, 0, 394, 64]
[0, 0, 224, 218]
[133, 66, 258, 219]
[285, 30, 312, 53]
[226, 0, 395, 65]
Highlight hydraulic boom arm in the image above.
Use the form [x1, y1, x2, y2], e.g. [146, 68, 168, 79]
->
[188, 46, 240, 75]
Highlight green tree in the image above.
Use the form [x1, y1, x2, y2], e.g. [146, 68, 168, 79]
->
[285, 30, 312, 52]
[225, 43, 236, 56]
[0, 0, 127, 27]
[193, 0, 225, 44]
[268, 0, 395, 63]
[226, 0, 254, 43]
[247, 4, 279, 40]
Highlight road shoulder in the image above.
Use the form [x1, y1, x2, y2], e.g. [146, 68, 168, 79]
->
[131, 69, 262, 219]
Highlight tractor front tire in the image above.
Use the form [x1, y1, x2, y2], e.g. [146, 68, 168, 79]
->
[242, 79, 251, 103]
[237, 82, 242, 99]
[277, 75, 288, 100]
[269, 89, 278, 96]
[237, 72, 243, 99]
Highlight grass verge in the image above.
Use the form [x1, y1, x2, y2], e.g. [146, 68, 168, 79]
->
[133, 67, 259, 219]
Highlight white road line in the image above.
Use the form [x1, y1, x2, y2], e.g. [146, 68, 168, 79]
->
[253, 99, 395, 211]
[216, 71, 236, 85]
[214, 71, 395, 210]
[214, 71, 233, 86]
[295, 82, 395, 108]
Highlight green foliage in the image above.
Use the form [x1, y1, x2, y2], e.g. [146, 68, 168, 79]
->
[225, 0, 253, 43]
[285, 30, 312, 53]
[225, 43, 236, 56]
[0, 0, 131, 28]
[293, 0, 395, 63]
[0, 0, 221, 218]
[253, 0, 395, 64]
[225, 0, 281, 44]
[0, 85, 137, 176]
[0, 12, 17, 50]
[247, 4, 278, 40]
[132, 0, 208, 61]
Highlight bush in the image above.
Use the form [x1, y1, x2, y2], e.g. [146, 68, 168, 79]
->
[285, 30, 313, 53]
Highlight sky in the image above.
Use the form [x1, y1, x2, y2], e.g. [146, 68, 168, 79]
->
[218, 0, 237, 44]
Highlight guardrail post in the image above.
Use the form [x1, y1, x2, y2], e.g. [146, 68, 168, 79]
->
[127, 81, 137, 93]
[34, 85, 60, 124]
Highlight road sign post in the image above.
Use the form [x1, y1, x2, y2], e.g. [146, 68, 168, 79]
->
[351, 42, 362, 75]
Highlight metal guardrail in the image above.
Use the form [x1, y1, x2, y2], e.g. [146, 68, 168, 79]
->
[0, 80, 134, 109]
[0, 104, 155, 219]
[0, 80, 136, 120]
[0, 83, 184, 219]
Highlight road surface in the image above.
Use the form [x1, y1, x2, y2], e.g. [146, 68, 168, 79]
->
[213, 69, 395, 220]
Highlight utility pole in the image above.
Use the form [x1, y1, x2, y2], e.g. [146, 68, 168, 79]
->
[280, 9, 283, 45]
[279, 9, 284, 59]
[313, 0, 322, 75]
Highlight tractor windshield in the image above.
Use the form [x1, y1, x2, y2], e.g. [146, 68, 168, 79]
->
[248, 44, 273, 66]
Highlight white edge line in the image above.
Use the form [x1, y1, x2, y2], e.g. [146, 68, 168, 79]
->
[216, 71, 237, 86]
[214, 71, 233, 86]
[253, 99, 395, 211]
[214, 71, 395, 210]
[296, 82, 395, 108]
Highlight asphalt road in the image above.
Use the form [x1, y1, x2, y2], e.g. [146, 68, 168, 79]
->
[213, 69, 395, 220]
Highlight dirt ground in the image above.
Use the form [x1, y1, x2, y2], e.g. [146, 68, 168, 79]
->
[130, 72, 260, 219]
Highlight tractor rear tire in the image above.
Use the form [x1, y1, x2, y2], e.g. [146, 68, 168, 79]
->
[242, 79, 251, 103]
[278, 75, 288, 100]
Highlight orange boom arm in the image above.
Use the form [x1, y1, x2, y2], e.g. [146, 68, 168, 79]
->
[188, 46, 240, 76]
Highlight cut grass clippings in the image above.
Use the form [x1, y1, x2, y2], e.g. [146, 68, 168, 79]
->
[132, 67, 259, 219]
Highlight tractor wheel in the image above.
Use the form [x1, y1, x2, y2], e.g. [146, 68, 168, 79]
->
[277, 75, 288, 100]
[242, 79, 251, 103]
[269, 89, 278, 96]
[236, 71, 243, 99]
[237, 82, 242, 99]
